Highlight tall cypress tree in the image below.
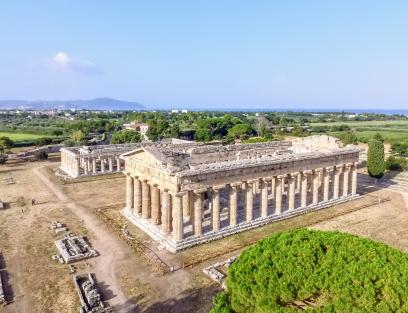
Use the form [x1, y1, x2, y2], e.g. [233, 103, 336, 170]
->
[367, 139, 385, 178]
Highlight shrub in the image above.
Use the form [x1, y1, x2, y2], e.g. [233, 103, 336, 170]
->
[386, 155, 408, 171]
[367, 139, 385, 178]
[340, 131, 358, 145]
[211, 229, 408, 313]
[0, 155, 7, 164]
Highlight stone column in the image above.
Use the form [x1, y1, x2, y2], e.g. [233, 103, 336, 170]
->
[182, 192, 190, 219]
[270, 176, 276, 199]
[300, 170, 310, 207]
[100, 159, 105, 173]
[333, 165, 342, 200]
[342, 164, 351, 197]
[151, 184, 161, 224]
[229, 184, 238, 227]
[288, 173, 297, 211]
[212, 186, 222, 232]
[141, 180, 151, 219]
[312, 169, 322, 205]
[161, 190, 171, 233]
[245, 181, 254, 222]
[116, 158, 121, 172]
[133, 178, 142, 214]
[83, 159, 88, 175]
[275, 176, 283, 214]
[351, 163, 358, 195]
[296, 172, 302, 192]
[126, 174, 134, 210]
[92, 158, 97, 174]
[108, 157, 113, 172]
[260, 179, 269, 218]
[323, 167, 332, 202]
[193, 190, 204, 236]
[172, 193, 183, 241]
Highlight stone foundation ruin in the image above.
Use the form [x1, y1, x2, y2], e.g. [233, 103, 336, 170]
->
[55, 234, 97, 263]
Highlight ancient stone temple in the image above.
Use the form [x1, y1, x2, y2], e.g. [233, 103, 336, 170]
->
[60, 143, 142, 178]
[121, 135, 361, 252]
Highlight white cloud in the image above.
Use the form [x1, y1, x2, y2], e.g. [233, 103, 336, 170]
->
[50, 52, 103, 75]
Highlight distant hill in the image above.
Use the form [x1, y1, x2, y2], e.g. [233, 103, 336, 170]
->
[0, 97, 145, 110]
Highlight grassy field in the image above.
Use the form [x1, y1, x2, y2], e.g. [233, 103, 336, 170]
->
[0, 131, 50, 141]
[311, 120, 408, 143]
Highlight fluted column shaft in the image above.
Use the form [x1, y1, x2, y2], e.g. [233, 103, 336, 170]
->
[193, 191, 203, 236]
[151, 185, 161, 224]
[229, 184, 238, 227]
[312, 169, 321, 205]
[101, 159, 105, 173]
[172, 194, 183, 240]
[183, 192, 190, 218]
[323, 168, 331, 202]
[92, 159, 97, 174]
[133, 178, 142, 214]
[108, 158, 113, 172]
[141, 180, 151, 218]
[126, 175, 134, 210]
[116, 158, 121, 172]
[212, 188, 221, 231]
[161, 190, 171, 233]
[342, 164, 351, 197]
[275, 176, 283, 214]
[245, 182, 254, 222]
[260, 179, 269, 218]
[333, 166, 342, 199]
[288, 174, 296, 210]
[351, 163, 358, 195]
[300, 171, 309, 207]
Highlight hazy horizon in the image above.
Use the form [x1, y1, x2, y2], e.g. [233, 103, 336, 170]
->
[1, 1, 408, 110]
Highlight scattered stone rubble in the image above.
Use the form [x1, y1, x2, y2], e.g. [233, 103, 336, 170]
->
[51, 221, 68, 234]
[203, 256, 237, 288]
[55, 233, 97, 264]
[74, 273, 109, 313]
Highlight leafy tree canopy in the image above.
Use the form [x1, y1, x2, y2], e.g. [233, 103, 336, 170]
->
[110, 129, 142, 144]
[212, 229, 408, 313]
[227, 123, 254, 140]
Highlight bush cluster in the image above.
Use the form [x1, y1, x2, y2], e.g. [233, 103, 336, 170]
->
[211, 229, 408, 313]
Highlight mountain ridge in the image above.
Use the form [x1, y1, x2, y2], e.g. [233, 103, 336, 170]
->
[0, 97, 145, 110]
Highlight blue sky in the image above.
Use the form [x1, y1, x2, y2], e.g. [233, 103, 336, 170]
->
[1, 1, 408, 109]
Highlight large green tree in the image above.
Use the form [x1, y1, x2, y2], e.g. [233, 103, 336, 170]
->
[110, 129, 142, 144]
[211, 229, 408, 313]
[367, 139, 385, 178]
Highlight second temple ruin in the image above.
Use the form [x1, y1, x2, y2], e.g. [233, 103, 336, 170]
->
[120, 135, 361, 252]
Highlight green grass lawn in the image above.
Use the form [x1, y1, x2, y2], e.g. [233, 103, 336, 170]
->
[0, 131, 51, 142]
[311, 119, 408, 144]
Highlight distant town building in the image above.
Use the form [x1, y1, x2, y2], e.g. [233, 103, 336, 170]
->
[122, 121, 149, 140]
[171, 109, 179, 113]
[181, 109, 188, 113]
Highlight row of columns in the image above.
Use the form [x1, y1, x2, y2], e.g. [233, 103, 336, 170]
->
[80, 156, 123, 175]
[125, 163, 358, 241]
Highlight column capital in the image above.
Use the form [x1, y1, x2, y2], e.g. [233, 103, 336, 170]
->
[212, 185, 225, 191]
[289, 172, 299, 178]
[262, 176, 274, 182]
[193, 188, 207, 194]
[325, 166, 335, 172]
[246, 179, 258, 184]
[302, 170, 313, 175]
[345, 163, 353, 168]
[335, 164, 344, 172]
[314, 168, 324, 173]
[170, 191, 187, 197]
[277, 174, 285, 179]
[229, 182, 241, 189]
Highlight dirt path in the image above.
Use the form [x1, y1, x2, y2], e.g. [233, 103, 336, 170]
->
[34, 166, 136, 312]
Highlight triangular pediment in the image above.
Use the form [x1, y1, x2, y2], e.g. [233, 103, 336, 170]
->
[121, 146, 168, 167]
